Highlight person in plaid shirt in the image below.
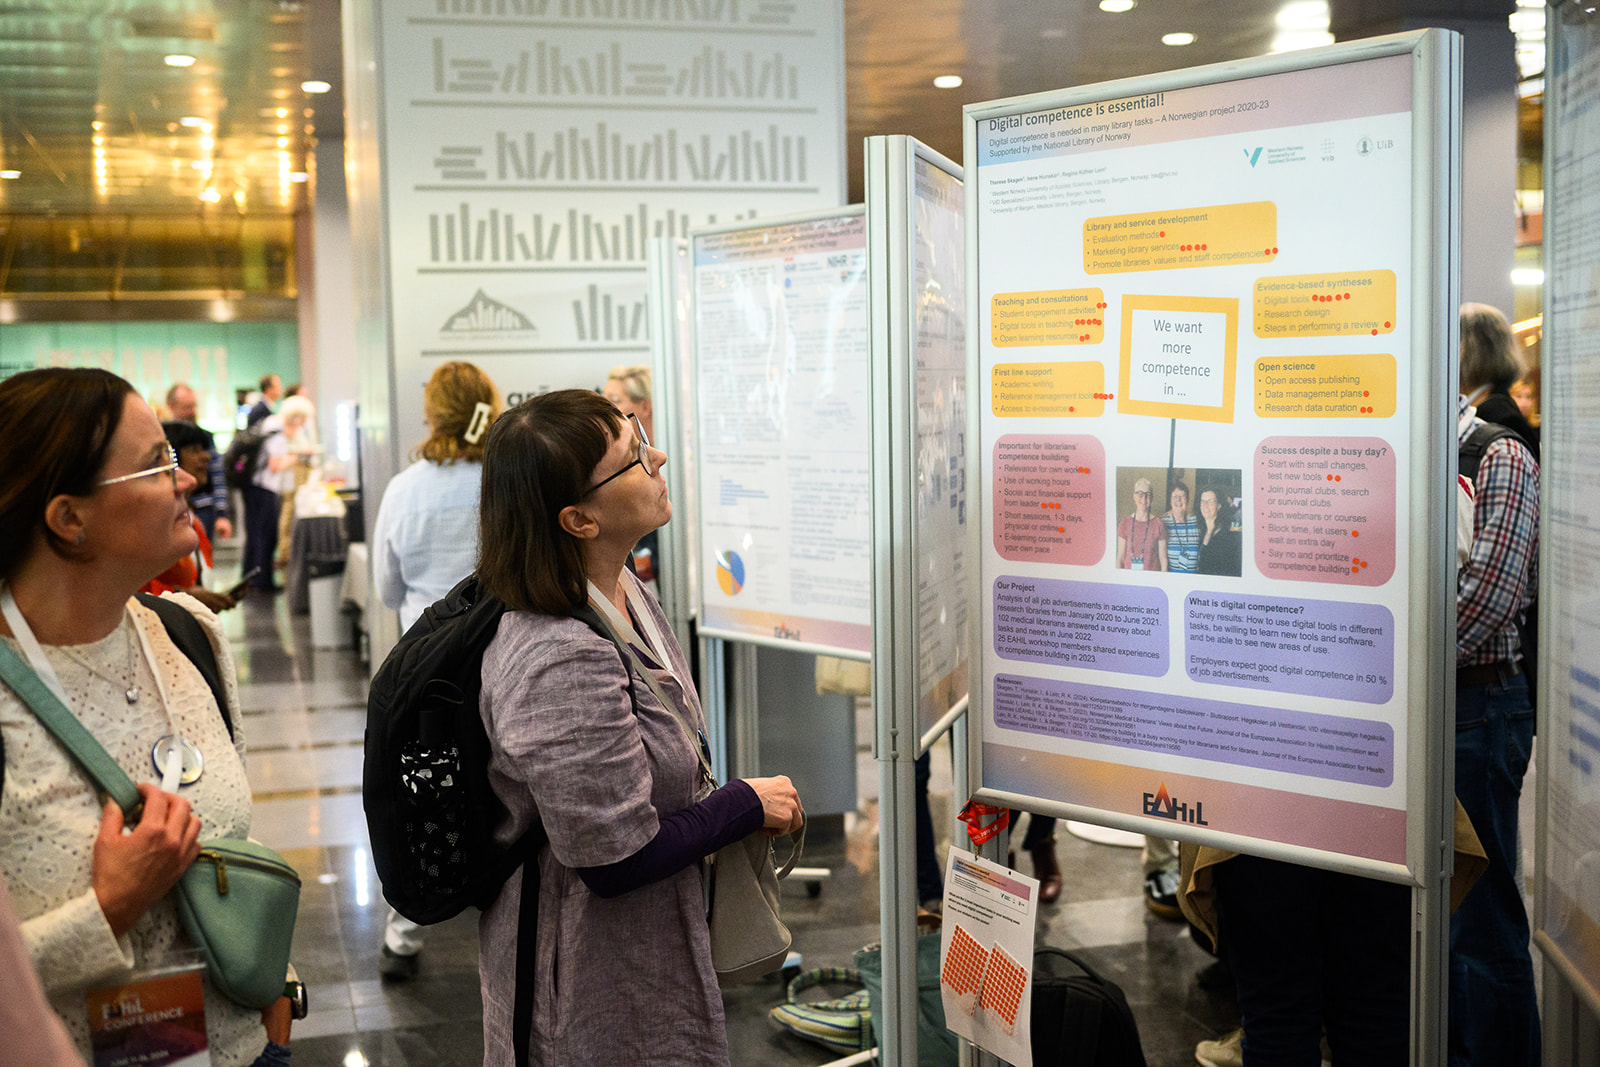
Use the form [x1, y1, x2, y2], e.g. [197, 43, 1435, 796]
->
[1451, 388, 1539, 1067]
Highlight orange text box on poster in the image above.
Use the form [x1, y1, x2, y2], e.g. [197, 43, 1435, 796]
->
[992, 362, 1106, 418]
[1117, 295, 1239, 423]
[991, 289, 1106, 347]
[1253, 270, 1397, 338]
[1083, 202, 1278, 275]
[1254, 355, 1397, 418]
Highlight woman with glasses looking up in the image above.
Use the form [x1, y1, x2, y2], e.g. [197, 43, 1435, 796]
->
[473, 390, 803, 1065]
[0, 368, 291, 1065]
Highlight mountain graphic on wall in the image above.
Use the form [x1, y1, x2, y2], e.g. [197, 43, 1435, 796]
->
[441, 290, 537, 333]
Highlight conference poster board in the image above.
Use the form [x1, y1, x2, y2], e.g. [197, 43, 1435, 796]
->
[867, 136, 972, 756]
[692, 207, 872, 657]
[965, 33, 1456, 880]
[1537, 1, 1600, 1016]
[646, 236, 701, 655]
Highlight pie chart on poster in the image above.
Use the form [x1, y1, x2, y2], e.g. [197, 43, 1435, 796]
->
[716, 550, 745, 596]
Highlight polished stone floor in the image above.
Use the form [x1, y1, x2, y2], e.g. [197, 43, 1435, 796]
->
[223, 572, 1241, 1067]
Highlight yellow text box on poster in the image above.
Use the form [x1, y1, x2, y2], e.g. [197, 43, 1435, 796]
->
[1117, 294, 1239, 423]
[991, 289, 1106, 347]
[992, 362, 1106, 418]
[1253, 270, 1397, 338]
[1083, 202, 1277, 275]
[1254, 355, 1397, 418]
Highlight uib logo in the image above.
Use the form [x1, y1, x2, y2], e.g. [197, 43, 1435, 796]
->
[1142, 782, 1209, 825]
[1243, 147, 1263, 167]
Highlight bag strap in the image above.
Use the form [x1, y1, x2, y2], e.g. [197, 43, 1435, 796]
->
[584, 582, 806, 875]
[135, 592, 233, 740]
[0, 641, 141, 815]
[1459, 422, 1516, 483]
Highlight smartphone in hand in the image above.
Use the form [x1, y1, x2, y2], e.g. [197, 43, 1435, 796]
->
[225, 567, 263, 599]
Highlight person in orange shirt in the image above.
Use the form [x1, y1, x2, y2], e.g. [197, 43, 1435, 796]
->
[141, 422, 239, 613]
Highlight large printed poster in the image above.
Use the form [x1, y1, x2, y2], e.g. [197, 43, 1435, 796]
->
[975, 56, 1416, 864]
[1538, 8, 1600, 1008]
[913, 155, 971, 739]
[376, 0, 844, 443]
[694, 212, 870, 654]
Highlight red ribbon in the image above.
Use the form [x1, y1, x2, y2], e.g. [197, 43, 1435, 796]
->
[958, 801, 1010, 846]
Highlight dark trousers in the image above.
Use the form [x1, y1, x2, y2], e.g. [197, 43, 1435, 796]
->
[1216, 853, 1410, 1066]
[1450, 674, 1539, 1067]
[914, 752, 942, 902]
[241, 484, 281, 589]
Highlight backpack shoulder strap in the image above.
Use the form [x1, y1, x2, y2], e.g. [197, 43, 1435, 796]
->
[135, 592, 233, 740]
[1459, 422, 1517, 483]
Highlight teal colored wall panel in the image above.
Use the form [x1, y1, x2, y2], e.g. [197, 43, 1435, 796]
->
[0, 322, 299, 436]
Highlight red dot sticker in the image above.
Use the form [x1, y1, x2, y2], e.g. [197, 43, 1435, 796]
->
[1351, 530, 1359, 537]
[1384, 321, 1391, 329]
[1372, 329, 1379, 335]
[1363, 390, 1369, 397]
[1334, 475, 1341, 482]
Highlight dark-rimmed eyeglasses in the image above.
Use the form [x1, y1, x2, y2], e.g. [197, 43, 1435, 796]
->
[583, 413, 659, 496]
[98, 445, 180, 488]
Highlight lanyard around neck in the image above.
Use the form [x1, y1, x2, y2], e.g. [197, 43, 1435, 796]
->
[0, 585, 73, 707]
[586, 577, 715, 785]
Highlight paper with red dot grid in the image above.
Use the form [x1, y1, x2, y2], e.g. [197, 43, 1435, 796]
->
[978, 943, 1029, 1035]
[941, 925, 988, 997]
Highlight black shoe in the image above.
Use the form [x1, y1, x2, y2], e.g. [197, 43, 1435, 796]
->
[380, 945, 420, 981]
[1144, 867, 1183, 920]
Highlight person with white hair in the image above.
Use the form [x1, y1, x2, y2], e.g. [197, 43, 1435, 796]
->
[240, 395, 311, 593]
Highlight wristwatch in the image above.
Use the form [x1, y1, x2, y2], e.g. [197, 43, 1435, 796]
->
[283, 980, 309, 1020]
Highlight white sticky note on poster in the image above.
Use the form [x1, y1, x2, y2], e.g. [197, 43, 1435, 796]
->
[940, 846, 1038, 1065]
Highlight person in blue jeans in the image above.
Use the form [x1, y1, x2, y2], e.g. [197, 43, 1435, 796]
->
[1452, 384, 1540, 1067]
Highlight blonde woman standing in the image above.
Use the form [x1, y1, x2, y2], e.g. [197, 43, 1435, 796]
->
[370, 361, 501, 978]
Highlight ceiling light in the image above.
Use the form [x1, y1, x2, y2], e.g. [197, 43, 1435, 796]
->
[199, 187, 222, 203]
[1100, 0, 1136, 11]
[1271, 30, 1334, 52]
[1163, 32, 1196, 46]
[164, 54, 196, 68]
[1511, 268, 1544, 286]
[301, 80, 331, 94]
[290, 172, 309, 183]
[91, 120, 103, 130]
[933, 75, 963, 89]
[180, 116, 207, 128]
[0, 170, 18, 180]
[1275, 1, 1330, 32]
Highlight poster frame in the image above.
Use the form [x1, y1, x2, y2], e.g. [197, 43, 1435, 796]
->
[646, 236, 698, 657]
[1535, 0, 1600, 1023]
[962, 30, 1458, 878]
[689, 203, 873, 660]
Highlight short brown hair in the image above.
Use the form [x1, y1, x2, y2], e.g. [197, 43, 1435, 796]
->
[476, 389, 622, 615]
[416, 362, 503, 465]
[0, 368, 135, 579]
[1460, 303, 1521, 393]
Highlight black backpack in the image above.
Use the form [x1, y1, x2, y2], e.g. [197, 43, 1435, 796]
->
[1031, 948, 1148, 1067]
[222, 425, 276, 492]
[364, 574, 618, 1066]
[1460, 422, 1539, 711]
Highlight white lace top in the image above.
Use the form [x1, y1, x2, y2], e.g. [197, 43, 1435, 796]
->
[0, 594, 265, 1065]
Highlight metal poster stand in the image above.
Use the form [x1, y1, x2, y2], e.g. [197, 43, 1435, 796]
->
[1537, 5, 1600, 1061]
[961, 32, 1459, 1065]
[866, 134, 973, 1067]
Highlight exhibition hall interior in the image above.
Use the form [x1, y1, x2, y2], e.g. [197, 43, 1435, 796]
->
[0, 1, 1588, 1067]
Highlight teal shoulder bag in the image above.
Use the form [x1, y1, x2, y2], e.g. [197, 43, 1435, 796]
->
[0, 640, 299, 1010]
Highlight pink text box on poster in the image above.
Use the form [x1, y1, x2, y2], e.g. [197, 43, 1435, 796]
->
[1252, 436, 1395, 586]
[992, 434, 1106, 564]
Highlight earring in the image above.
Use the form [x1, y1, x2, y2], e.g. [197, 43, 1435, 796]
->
[74, 531, 85, 546]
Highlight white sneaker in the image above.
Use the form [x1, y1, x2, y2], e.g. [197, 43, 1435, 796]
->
[1195, 1027, 1242, 1067]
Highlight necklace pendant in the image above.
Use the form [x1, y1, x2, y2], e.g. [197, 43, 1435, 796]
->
[125, 687, 139, 705]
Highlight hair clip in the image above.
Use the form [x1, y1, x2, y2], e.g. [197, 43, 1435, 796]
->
[464, 402, 493, 444]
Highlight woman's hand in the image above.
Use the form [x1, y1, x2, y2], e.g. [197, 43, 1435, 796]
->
[91, 783, 203, 939]
[184, 586, 237, 613]
[743, 775, 803, 837]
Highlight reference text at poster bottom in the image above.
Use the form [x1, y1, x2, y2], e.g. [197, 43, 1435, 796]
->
[992, 674, 1393, 787]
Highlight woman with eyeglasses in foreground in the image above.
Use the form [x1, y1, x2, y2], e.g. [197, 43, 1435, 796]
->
[0, 368, 291, 1066]
[474, 390, 803, 1065]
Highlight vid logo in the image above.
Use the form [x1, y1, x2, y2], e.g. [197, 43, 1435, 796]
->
[1142, 782, 1209, 825]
